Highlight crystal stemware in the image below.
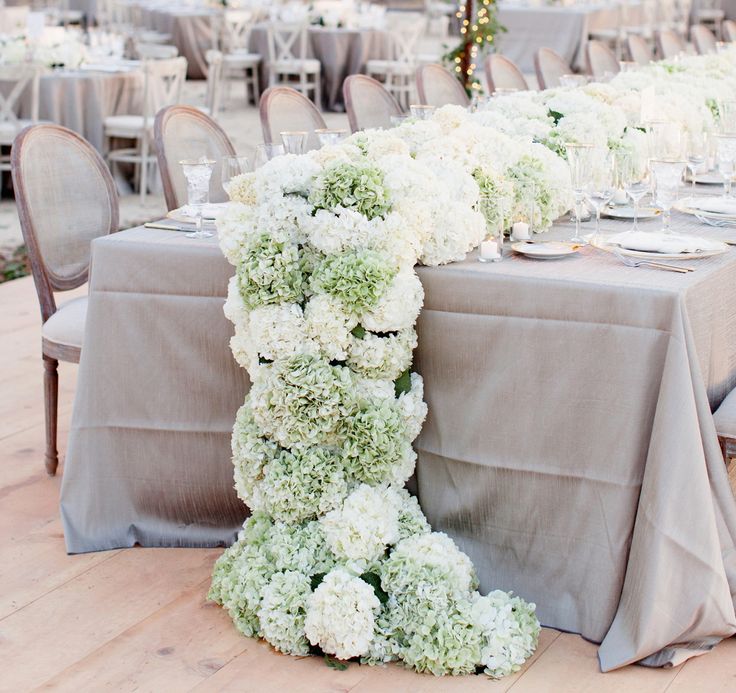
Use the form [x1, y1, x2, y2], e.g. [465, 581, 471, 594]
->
[718, 100, 736, 133]
[315, 128, 348, 147]
[685, 131, 708, 191]
[409, 104, 436, 120]
[280, 131, 308, 155]
[565, 142, 595, 243]
[221, 155, 249, 197]
[253, 143, 285, 169]
[650, 159, 686, 234]
[390, 114, 408, 127]
[584, 149, 616, 243]
[714, 133, 736, 197]
[559, 74, 588, 88]
[619, 152, 651, 232]
[180, 158, 215, 239]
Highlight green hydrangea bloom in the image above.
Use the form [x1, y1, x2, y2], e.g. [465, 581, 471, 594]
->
[310, 250, 397, 315]
[237, 235, 305, 310]
[309, 161, 392, 220]
[258, 570, 313, 655]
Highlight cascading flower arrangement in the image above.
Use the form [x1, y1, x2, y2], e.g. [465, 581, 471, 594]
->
[211, 130, 542, 678]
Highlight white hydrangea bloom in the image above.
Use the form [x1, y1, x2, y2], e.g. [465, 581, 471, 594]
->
[397, 373, 428, 442]
[361, 267, 424, 332]
[248, 303, 315, 361]
[304, 568, 380, 660]
[321, 484, 400, 567]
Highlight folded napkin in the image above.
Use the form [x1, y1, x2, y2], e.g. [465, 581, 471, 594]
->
[685, 196, 736, 215]
[607, 231, 725, 254]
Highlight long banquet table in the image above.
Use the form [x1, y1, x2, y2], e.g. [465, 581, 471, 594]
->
[61, 210, 736, 671]
[496, 2, 642, 74]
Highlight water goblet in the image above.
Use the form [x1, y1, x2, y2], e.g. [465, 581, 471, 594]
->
[619, 153, 650, 232]
[314, 128, 348, 147]
[180, 158, 215, 239]
[565, 142, 595, 243]
[390, 114, 408, 127]
[584, 149, 616, 242]
[409, 104, 436, 120]
[650, 159, 686, 234]
[646, 121, 684, 161]
[685, 131, 708, 191]
[280, 131, 308, 155]
[221, 155, 250, 198]
[253, 142, 285, 169]
[718, 100, 736, 133]
[715, 133, 736, 197]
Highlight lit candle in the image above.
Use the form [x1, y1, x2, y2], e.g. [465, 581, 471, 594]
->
[479, 239, 501, 262]
[512, 221, 530, 240]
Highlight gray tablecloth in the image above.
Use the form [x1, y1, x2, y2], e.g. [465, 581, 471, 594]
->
[14, 68, 143, 153]
[496, 3, 640, 73]
[62, 210, 736, 671]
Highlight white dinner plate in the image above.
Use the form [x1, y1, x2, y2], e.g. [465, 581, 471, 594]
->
[511, 241, 581, 260]
[166, 202, 228, 224]
[685, 171, 723, 185]
[602, 206, 660, 220]
[590, 233, 728, 260]
[674, 196, 736, 221]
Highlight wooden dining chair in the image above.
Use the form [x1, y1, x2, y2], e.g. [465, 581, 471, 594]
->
[692, 24, 718, 54]
[154, 105, 236, 211]
[586, 40, 620, 80]
[483, 54, 528, 94]
[723, 19, 736, 42]
[655, 29, 686, 59]
[627, 34, 653, 65]
[11, 124, 119, 475]
[714, 392, 736, 462]
[259, 86, 326, 151]
[0, 63, 42, 173]
[343, 74, 402, 132]
[265, 22, 321, 107]
[534, 47, 573, 90]
[415, 63, 469, 108]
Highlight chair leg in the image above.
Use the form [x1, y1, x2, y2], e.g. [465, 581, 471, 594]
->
[43, 355, 59, 476]
[139, 134, 148, 204]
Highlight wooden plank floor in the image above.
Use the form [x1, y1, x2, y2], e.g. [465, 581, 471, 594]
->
[2, 274, 736, 693]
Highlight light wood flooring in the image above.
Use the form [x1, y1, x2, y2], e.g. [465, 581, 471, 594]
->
[2, 275, 736, 692]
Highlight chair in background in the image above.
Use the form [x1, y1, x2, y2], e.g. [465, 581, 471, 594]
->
[655, 28, 687, 58]
[220, 9, 261, 106]
[714, 391, 736, 462]
[692, 24, 718, 54]
[134, 43, 179, 59]
[259, 86, 326, 151]
[266, 22, 321, 107]
[11, 124, 119, 475]
[104, 57, 187, 202]
[415, 63, 469, 108]
[586, 40, 620, 80]
[343, 74, 402, 132]
[694, 0, 725, 39]
[534, 47, 572, 90]
[154, 105, 236, 211]
[627, 34, 654, 64]
[204, 49, 225, 120]
[0, 64, 41, 174]
[724, 19, 736, 41]
[483, 54, 528, 94]
[366, 14, 425, 109]
[0, 6, 30, 33]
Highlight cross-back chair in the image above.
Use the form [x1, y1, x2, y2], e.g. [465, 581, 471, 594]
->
[220, 9, 262, 106]
[11, 124, 120, 475]
[266, 22, 321, 107]
[0, 63, 41, 173]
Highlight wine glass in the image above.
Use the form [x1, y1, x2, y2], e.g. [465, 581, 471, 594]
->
[409, 104, 436, 120]
[390, 114, 408, 127]
[180, 159, 215, 239]
[314, 128, 348, 147]
[619, 151, 651, 232]
[718, 100, 736, 133]
[584, 149, 616, 243]
[559, 74, 588, 88]
[565, 142, 595, 243]
[253, 143, 285, 169]
[685, 131, 708, 192]
[650, 159, 686, 234]
[646, 121, 684, 160]
[280, 131, 308, 155]
[221, 155, 249, 197]
[714, 133, 736, 197]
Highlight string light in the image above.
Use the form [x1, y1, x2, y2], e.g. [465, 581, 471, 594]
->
[442, 0, 505, 92]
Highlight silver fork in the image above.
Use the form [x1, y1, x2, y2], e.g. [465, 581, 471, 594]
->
[612, 249, 693, 273]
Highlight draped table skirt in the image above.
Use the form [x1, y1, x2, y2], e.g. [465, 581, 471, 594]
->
[61, 215, 736, 671]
